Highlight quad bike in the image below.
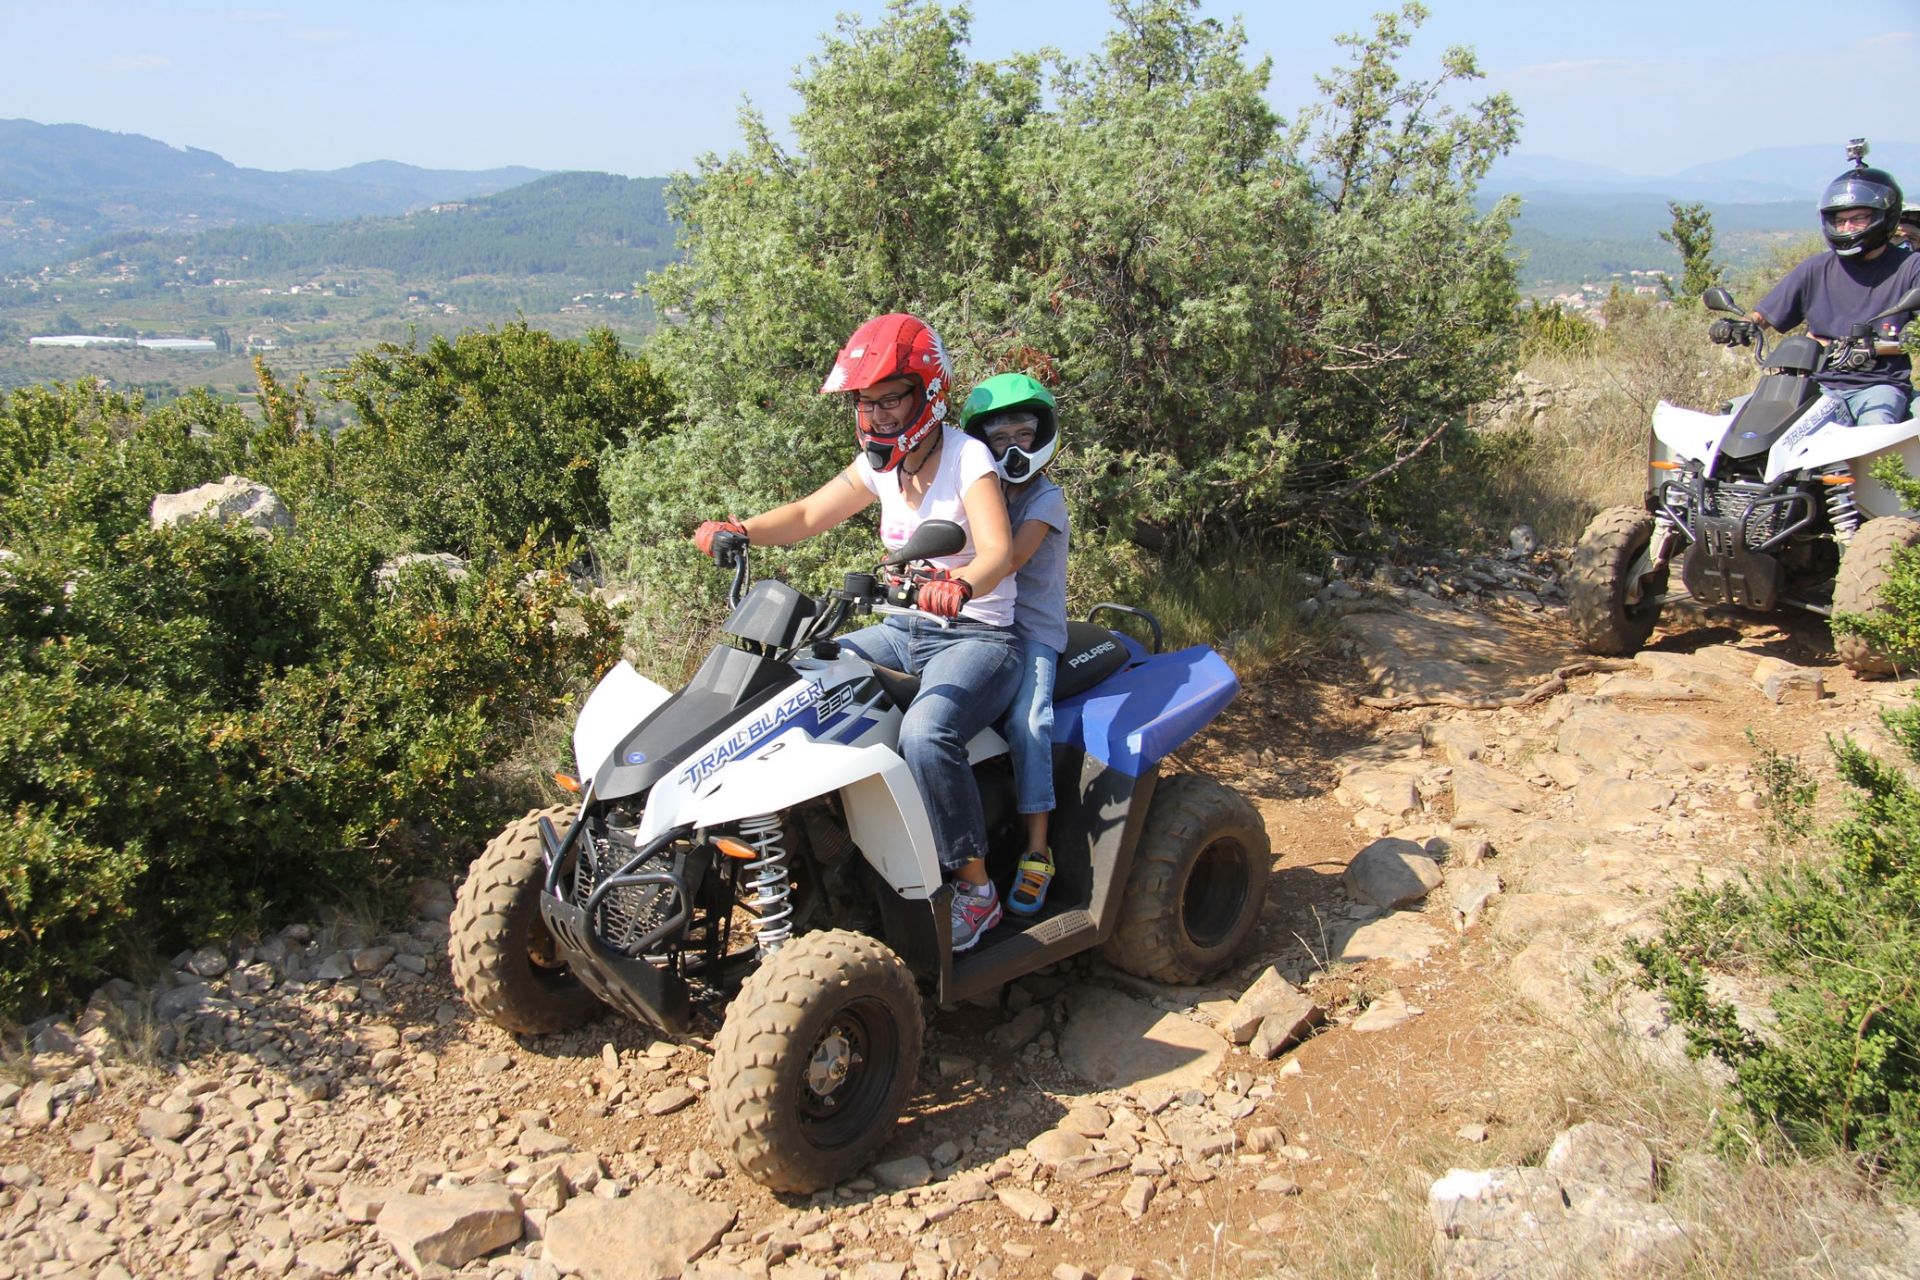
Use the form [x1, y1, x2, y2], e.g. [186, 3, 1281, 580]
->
[449, 519, 1269, 1192]
[1570, 283, 1920, 673]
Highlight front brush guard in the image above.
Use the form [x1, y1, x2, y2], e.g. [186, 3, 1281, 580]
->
[536, 814, 695, 1033]
[1654, 471, 1818, 611]
[1680, 517, 1781, 610]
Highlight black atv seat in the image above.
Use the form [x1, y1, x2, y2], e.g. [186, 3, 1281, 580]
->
[1053, 621, 1131, 699]
[865, 621, 1132, 713]
[869, 664, 921, 710]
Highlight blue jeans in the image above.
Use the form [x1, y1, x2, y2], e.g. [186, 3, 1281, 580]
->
[1004, 637, 1058, 817]
[1829, 383, 1912, 426]
[838, 616, 1017, 872]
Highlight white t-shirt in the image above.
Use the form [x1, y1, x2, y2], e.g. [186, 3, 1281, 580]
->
[854, 426, 1016, 627]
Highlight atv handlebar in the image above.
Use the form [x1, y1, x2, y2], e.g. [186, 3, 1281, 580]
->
[711, 539, 956, 656]
[1708, 317, 1757, 348]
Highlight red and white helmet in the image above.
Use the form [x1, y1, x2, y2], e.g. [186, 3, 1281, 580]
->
[820, 313, 952, 473]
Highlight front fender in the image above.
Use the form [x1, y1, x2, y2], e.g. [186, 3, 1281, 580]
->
[575, 661, 673, 783]
[684, 740, 942, 899]
[1652, 400, 1729, 469]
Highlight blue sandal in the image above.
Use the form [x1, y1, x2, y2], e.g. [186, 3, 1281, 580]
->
[1006, 850, 1055, 916]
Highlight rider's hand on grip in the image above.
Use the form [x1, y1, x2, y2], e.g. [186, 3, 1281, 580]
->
[917, 570, 973, 618]
[1708, 318, 1755, 348]
[694, 518, 748, 562]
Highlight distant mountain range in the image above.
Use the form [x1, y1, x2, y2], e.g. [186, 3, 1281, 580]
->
[105, 170, 676, 285]
[1485, 143, 1920, 288]
[0, 119, 550, 269]
[5, 120, 1915, 291]
[1487, 142, 1920, 203]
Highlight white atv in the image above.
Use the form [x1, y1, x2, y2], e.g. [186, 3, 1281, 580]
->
[448, 520, 1269, 1191]
[1571, 284, 1920, 673]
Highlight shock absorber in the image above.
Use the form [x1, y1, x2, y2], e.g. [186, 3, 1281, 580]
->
[1822, 464, 1861, 544]
[737, 814, 793, 954]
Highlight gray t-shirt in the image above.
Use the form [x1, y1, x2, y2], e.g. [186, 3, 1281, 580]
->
[1007, 477, 1069, 653]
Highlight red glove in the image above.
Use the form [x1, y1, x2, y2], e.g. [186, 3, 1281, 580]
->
[694, 518, 747, 557]
[917, 571, 974, 618]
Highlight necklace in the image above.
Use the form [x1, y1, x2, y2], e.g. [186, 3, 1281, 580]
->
[900, 434, 942, 480]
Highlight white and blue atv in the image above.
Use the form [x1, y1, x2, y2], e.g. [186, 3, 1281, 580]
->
[449, 520, 1269, 1191]
[1571, 284, 1920, 673]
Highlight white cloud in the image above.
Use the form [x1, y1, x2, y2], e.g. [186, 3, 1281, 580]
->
[101, 53, 172, 71]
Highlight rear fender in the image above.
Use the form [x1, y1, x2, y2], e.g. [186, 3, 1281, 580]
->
[1053, 645, 1239, 778]
[683, 739, 942, 899]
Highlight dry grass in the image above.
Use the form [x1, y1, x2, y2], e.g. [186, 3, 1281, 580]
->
[1471, 304, 1759, 547]
[1251, 985, 1917, 1280]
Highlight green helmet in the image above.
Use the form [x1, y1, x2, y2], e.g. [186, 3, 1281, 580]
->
[960, 373, 1058, 481]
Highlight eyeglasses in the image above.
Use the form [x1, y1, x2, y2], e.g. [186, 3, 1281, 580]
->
[852, 388, 916, 415]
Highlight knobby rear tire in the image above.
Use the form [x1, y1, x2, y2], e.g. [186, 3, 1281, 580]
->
[1100, 774, 1270, 986]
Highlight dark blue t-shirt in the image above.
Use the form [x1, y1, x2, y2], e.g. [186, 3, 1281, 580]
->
[1756, 248, 1920, 389]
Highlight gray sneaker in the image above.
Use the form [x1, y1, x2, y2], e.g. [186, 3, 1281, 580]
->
[950, 881, 1003, 953]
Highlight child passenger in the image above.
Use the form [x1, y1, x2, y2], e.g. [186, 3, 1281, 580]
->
[960, 374, 1068, 916]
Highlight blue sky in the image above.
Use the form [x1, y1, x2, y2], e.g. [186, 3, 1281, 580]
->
[3, 1, 1915, 177]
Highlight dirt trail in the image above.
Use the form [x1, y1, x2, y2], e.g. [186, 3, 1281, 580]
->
[2, 551, 1916, 1280]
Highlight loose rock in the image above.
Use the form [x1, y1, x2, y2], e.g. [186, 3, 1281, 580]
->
[375, 1185, 524, 1274]
[544, 1185, 736, 1280]
[1343, 838, 1444, 909]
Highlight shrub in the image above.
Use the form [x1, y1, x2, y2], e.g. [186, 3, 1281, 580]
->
[316, 322, 675, 559]
[606, 0, 1521, 601]
[1518, 300, 1599, 360]
[1629, 724, 1920, 1198]
[0, 376, 623, 1022]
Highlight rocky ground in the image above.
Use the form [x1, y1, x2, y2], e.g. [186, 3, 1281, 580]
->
[5, 542, 1920, 1279]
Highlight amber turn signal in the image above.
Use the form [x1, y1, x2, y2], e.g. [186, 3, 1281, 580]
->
[553, 772, 581, 794]
[713, 836, 759, 861]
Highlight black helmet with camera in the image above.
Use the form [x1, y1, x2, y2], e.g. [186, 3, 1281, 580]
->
[1820, 139, 1903, 257]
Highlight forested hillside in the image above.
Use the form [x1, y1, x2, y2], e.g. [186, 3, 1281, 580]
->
[0, 119, 547, 270]
[99, 172, 674, 281]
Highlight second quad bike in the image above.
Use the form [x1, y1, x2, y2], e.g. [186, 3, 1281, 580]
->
[449, 520, 1270, 1191]
[1570, 283, 1920, 673]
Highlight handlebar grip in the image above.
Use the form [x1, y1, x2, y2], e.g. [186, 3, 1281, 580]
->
[1707, 318, 1755, 347]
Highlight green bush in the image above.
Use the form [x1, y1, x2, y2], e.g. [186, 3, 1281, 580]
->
[0, 370, 625, 1021]
[1629, 725, 1920, 1198]
[606, 0, 1520, 603]
[312, 322, 675, 559]
[1518, 300, 1599, 360]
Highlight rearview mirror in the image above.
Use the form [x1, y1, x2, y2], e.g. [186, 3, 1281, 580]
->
[1701, 287, 1743, 315]
[880, 519, 966, 567]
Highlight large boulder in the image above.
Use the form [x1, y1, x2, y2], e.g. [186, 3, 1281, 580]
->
[150, 476, 292, 536]
[1343, 838, 1443, 909]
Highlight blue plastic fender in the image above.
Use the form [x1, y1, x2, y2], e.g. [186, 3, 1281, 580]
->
[1052, 644, 1240, 778]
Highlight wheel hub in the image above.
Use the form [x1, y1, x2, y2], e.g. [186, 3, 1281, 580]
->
[805, 1025, 863, 1102]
